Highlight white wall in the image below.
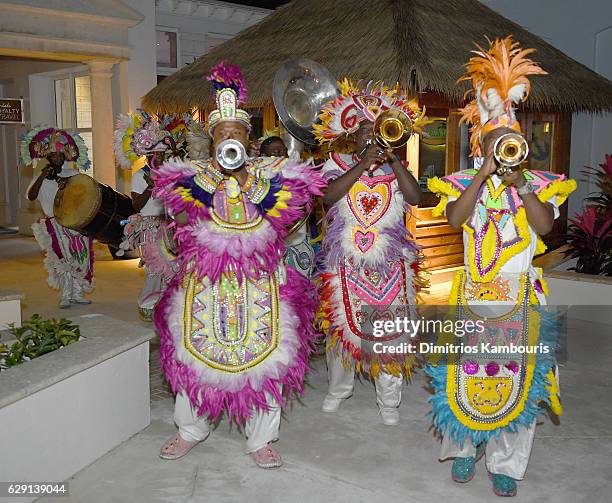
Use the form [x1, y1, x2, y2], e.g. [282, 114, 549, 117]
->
[155, 1, 270, 74]
[482, 0, 612, 218]
[118, 0, 158, 113]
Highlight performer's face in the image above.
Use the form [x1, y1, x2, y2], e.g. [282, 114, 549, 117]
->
[46, 152, 65, 170]
[354, 122, 374, 151]
[147, 150, 165, 169]
[213, 121, 249, 150]
[261, 139, 287, 158]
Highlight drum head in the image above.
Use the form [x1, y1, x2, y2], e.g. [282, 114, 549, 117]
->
[54, 174, 101, 229]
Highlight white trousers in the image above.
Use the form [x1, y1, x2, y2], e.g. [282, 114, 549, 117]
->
[139, 268, 163, 309]
[325, 348, 402, 408]
[439, 421, 536, 480]
[173, 392, 281, 453]
[59, 272, 73, 301]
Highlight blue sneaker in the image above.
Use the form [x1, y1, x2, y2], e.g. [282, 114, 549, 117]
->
[451, 443, 485, 483]
[490, 473, 517, 497]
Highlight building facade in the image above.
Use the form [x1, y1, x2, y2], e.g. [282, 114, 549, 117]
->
[0, 0, 271, 233]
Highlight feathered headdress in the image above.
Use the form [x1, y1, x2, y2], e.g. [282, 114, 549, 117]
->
[185, 121, 211, 160]
[313, 78, 429, 145]
[258, 126, 281, 145]
[20, 126, 91, 171]
[206, 61, 251, 134]
[161, 113, 204, 158]
[114, 110, 173, 169]
[459, 36, 547, 156]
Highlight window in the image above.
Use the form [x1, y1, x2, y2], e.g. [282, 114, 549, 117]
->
[419, 117, 448, 182]
[156, 28, 179, 75]
[54, 74, 94, 174]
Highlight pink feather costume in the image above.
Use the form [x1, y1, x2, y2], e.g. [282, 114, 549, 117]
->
[152, 156, 326, 425]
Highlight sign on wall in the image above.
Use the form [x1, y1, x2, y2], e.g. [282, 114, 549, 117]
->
[0, 98, 24, 124]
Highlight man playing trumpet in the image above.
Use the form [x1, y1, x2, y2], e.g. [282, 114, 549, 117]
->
[314, 80, 428, 425]
[153, 61, 325, 468]
[427, 37, 576, 498]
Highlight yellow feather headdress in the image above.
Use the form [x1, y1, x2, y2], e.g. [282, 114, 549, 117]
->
[313, 78, 428, 145]
[459, 36, 547, 156]
[258, 126, 282, 144]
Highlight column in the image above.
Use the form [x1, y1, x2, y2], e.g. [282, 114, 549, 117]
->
[87, 60, 117, 188]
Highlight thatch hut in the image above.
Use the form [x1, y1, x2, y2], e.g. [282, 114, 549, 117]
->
[143, 0, 612, 272]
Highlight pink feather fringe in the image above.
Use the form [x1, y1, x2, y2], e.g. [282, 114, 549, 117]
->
[151, 159, 326, 284]
[154, 267, 318, 425]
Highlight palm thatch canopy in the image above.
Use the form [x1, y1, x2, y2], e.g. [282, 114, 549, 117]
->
[143, 0, 612, 114]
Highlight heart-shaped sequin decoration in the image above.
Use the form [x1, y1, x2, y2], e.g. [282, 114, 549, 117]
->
[354, 229, 375, 253]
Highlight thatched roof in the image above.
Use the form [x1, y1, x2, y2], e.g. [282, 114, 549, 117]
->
[143, 0, 612, 114]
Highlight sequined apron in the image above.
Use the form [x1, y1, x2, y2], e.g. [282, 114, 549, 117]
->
[446, 272, 538, 431]
[181, 271, 280, 373]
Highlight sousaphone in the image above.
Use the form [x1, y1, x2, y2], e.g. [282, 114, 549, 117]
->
[273, 59, 338, 238]
[273, 59, 338, 146]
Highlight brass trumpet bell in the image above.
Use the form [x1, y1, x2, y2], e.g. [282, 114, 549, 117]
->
[493, 133, 529, 174]
[373, 109, 414, 149]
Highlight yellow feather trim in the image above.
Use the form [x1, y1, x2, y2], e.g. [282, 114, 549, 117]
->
[545, 369, 563, 417]
[267, 188, 292, 218]
[427, 177, 461, 217]
[536, 178, 577, 208]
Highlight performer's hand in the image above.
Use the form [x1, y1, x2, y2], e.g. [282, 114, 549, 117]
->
[500, 169, 526, 188]
[40, 165, 54, 179]
[384, 148, 400, 164]
[57, 178, 68, 190]
[144, 173, 155, 190]
[476, 136, 498, 182]
[360, 143, 386, 173]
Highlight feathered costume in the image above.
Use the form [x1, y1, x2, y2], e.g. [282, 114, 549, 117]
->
[426, 37, 575, 452]
[152, 62, 326, 424]
[23, 127, 94, 298]
[314, 80, 428, 378]
[114, 111, 183, 318]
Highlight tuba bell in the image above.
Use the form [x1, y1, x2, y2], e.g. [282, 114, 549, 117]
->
[493, 133, 529, 176]
[373, 109, 414, 150]
[273, 59, 338, 146]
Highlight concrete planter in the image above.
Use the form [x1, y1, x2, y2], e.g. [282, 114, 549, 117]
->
[0, 291, 24, 329]
[544, 270, 612, 325]
[0, 314, 154, 503]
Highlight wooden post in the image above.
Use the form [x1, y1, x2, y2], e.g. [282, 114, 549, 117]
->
[262, 99, 277, 131]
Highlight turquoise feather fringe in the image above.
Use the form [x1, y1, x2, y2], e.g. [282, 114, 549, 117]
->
[426, 306, 559, 446]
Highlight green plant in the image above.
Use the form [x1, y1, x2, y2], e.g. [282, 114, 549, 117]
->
[0, 314, 81, 370]
[565, 155, 612, 275]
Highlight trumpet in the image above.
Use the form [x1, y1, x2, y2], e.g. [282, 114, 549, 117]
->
[359, 109, 414, 157]
[373, 109, 414, 149]
[493, 133, 529, 176]
[215, 139, 247, 171]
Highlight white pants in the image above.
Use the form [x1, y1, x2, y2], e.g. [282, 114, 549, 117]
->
[173, 392, 281, 453]
[439, 422, 536, 480]
[59, 272, 87, 301]
[139, 268, 163, 310]
[325, 349, 402, 408]
[59, 272, 73, 301]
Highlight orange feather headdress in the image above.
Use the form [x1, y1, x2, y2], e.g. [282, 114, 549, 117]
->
[459, 36, 547, 157]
